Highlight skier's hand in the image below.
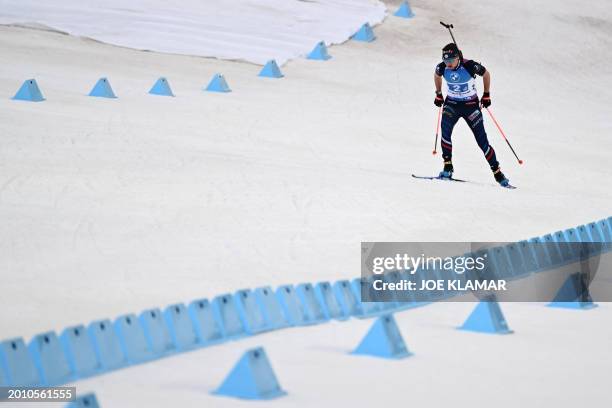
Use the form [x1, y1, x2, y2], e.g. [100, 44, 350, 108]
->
[481, 92, 491, 108]
[434, 91, 444, 107]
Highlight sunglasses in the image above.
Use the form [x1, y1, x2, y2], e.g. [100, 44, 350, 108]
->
[443, 57, 458, 64]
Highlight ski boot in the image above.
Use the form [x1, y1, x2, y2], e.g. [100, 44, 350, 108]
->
[492, 166, 510, 187]
[439, 160, 454, 179]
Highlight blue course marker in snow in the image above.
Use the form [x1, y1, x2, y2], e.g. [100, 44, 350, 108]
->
[188, 298, 224, 345]
[12, 79, 45, 101]
[163, 304, 199, 350]
[60, 325, 102, 378]
[351, 314, 413, 359]
[234, 289, 269, 334]
[351, 23, 376, 42]
[548, 272, 597, 310]
[212, 294, 246, 339]
[28, 332, 73, 385]
[87, 319, 128, 371]
[138, 309, 176, 357]
[295, 283, 327, 324]
[113, 315, 155, 364]
[205, 73, 231, 92]
[67, 393, 100, 408]
[307, 41, 331, 60]
[394, 1, 415, 19]
[149, 77, 175, 96]
[88, 77, 117, 98]
[458, 299, 513, 334]
[213, 347, 286, 400]
[314, 281, 348, 320]
[254, 287, 290, 330]
[258, 60, 284, 78]
[0, 338, 40, 386]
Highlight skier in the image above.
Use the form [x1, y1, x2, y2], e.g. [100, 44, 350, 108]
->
[434, 43, 509, 186]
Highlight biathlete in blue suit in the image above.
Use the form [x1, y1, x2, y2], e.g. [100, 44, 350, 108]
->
[434, 43, 509, 186]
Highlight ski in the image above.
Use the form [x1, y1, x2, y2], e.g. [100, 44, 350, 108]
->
[411, 174, 467, 183]
[499, 183, 517, 189]
[411, 174, 516, 189]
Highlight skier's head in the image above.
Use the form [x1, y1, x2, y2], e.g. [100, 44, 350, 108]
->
[442, 43, 461, 68]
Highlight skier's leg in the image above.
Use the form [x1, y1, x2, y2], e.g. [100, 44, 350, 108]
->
[465, 106, 499, 169]
[465, 106, 509, 185]
[439, 103, 460, 176]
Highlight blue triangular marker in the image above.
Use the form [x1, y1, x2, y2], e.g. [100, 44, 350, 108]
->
[351, 23, 376, 42]
[394, 1, 415, 18]
[205, 73, 231, 93]
[459, 300, 513, 334]
[113, 315, 155, 364]
[212, 294, 246, 338]
[333, 280, 363, 317]
[296, 283, 328, 323]
[137, 310, 175, 357]
[188, 299, 225, 344]
[351, 314, 412, 359]
[12, 79, 45, 102]
[28, 332, 73, 385]
[258, 60, 284, 78]
[163, 304, 199, 350]
[88, 78, 117, 98]
[234, 289, 270, 334]
[254, 287, 290, 330]
[275, 285, 309, 326]
[87, 319, 129, 370]
[0, 338, 40, 387]
[307, 41, 331, 60]
[60, 325, 103, 378]
[315, 281, 348, 320]
[213, 347, 286, 400]
[548, 272, 597, 310]
[149, 77, 174, 96]
[67, 393, 100, 408]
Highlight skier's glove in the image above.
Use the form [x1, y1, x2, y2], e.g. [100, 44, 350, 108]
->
[434, 91, 444, 107]
[481, 92, 491, 108]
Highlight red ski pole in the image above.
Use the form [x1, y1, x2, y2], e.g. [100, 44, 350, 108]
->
[484, 107, 523, 165]
[432, 105, 442, 155]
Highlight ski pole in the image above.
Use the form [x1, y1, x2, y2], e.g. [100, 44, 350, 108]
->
[440, 22, 464, 60]
[484, 107, 524, 165]
[440, 21, 458, 47]
[432, 105, 442, 155]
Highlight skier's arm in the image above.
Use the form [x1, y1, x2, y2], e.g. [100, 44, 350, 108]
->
[483, 70, 490, 93]
[465, 60, 491, 106]
[434, 72, 443, 93]
[464, 60, 488, 90]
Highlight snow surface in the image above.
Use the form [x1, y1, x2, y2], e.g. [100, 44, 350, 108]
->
[0, 0, 386, 65]
[0, 0, 611, 406]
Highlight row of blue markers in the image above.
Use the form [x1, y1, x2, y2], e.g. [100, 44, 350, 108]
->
[1, 215, 610, 391]
[8, 2, 417, 102]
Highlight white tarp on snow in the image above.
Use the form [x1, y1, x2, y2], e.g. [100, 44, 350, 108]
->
[0, 0, 386, 64]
